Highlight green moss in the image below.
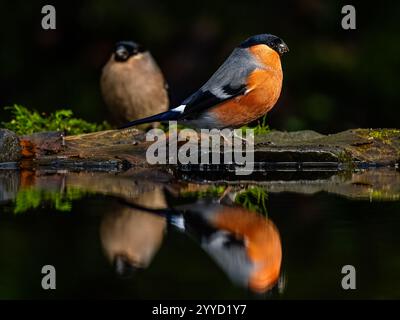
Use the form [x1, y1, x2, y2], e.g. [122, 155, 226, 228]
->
[2, 104, 111, 135]
[13, 187, 91, 214]
[337, 151, 355, 172]
[234, 186, 268, 215]
[240, 115, 271, 136]
[367, 129, 400, 144]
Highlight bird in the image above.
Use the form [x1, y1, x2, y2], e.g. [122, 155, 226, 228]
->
[101, 40, 169, 129]
[100, 187, 167, 278]
[119, 34, 288, 130]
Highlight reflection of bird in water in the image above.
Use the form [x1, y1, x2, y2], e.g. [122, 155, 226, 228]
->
[113, 196, 282, 293]
[100, 187, 167, 277]
[176, 202, 282, 293]
[100, 41, 169, 129]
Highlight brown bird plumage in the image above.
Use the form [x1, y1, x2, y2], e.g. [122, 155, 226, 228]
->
[101, 41, 168, 129]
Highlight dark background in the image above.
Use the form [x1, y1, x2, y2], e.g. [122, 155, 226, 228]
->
[0, 0, 399, 133]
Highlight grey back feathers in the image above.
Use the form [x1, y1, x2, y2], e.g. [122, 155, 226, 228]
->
[180, 47, 261, 118]
[201, 47, 261, 96]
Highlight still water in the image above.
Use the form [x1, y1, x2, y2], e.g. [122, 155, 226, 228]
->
[0, 167, 399, 299]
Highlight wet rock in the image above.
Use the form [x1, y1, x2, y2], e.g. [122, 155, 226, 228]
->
[14, 128, 400, 171]
[0, 129, 21, 162]
[255, 130, 325, 145]
[254, 129, 400, 165]
[20, 131, 64, 157]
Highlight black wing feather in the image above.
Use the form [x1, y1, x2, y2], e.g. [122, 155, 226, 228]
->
[179, 85, 246, 120]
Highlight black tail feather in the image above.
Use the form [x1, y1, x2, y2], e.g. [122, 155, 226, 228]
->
[118, 109, 180, 129]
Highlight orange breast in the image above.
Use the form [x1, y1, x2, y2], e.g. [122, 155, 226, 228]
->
[211, 46, 283, 128]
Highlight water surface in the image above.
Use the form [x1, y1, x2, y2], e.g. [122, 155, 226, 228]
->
[0, 167, 399, 299]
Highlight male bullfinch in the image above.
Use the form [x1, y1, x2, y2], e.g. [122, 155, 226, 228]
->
[101, 41, 169, 129]
[120, 34, 288, 130]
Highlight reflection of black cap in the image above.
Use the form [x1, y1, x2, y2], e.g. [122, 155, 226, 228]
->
[113, 255, 139, 278]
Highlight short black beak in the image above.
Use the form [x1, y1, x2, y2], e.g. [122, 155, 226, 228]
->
[113, 255, 139, 278]
[278, 42, 289, 56]
[114, 47, 130, 62]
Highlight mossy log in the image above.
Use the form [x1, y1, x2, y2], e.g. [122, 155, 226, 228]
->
[0, 128, 399, 171]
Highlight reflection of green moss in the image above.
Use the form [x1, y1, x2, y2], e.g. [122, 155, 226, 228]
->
[337, 151, 355, 169]
[2, 105, 111, 135]
[14, 187, 91, 214]
[368, 189, 400, 201]
[235, 186, 268, 215]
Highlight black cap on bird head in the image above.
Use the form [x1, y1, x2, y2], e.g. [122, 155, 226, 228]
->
[239, 34, 289, 56]
[114, 41, 145, 62]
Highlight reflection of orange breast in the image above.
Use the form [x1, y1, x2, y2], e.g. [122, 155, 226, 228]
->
[212, 206, 282, 292]
[211, 46, 283, 128]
